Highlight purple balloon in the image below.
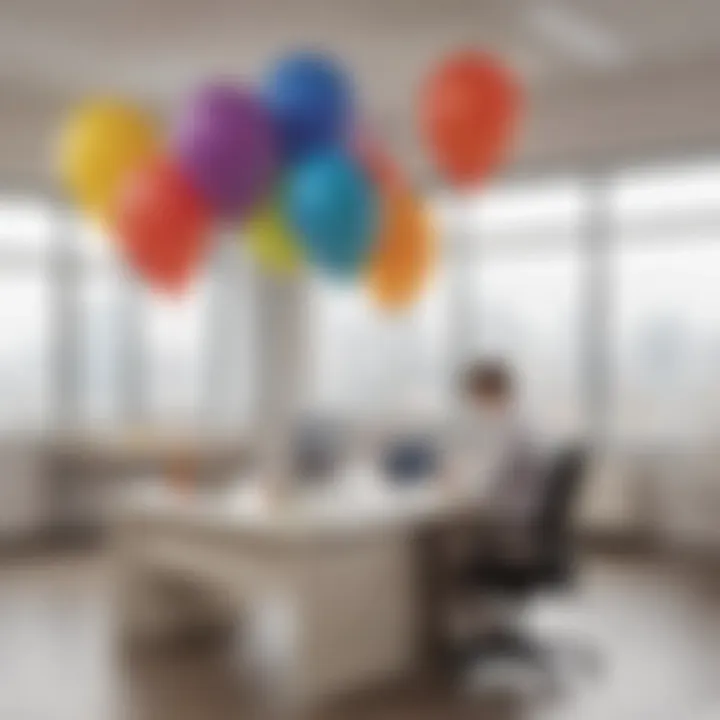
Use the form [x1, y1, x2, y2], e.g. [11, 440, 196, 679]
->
[174, 83, 278, 218]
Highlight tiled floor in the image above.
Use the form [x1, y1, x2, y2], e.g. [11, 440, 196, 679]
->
[0, 551, 717, 719]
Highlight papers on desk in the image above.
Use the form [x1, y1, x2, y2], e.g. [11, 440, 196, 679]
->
[220, 464, 445, 530]
[119, 459, 485, 538]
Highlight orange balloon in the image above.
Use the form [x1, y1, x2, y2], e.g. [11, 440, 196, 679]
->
[420, 50, 520, 187]
[368, 187, 434, 311]
[114, 158, 211, 293]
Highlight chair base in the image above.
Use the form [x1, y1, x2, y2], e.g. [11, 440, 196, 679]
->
[457, 628, 602, 696]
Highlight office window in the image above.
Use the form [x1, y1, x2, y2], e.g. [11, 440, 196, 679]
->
[0, 273, 51, 433]
[140, 279, 211, 428]
[0, 202, 259, 436]
[0, 198, 53, 253]
[309, 267, 449, 418]
[74, 225, 257, 433]
[203, 241, 256, 431]
[453, 179, 587, 436]
[613, 239, 720, 443]
[0, 198, 54, 434]
[72, 220, 128, 427]
[474, 179, 587, 239]
[72, 219, 113, 262]
[77, 268, 126, 426]
[472, 251, 583, 435]
[3, 162, 717, 443]
[612, 161, 720, 225]
[611, 162, 720, 443]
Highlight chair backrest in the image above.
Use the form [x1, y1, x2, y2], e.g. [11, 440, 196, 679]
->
[534, 445, 588, 556]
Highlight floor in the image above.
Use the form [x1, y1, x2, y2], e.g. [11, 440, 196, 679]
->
[0, 551, 717, 720]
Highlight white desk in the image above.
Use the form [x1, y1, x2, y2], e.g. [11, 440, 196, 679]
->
[114, 473, 484, 710]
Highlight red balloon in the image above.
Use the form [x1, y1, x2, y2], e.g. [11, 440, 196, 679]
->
[352, 128, 405, 190]
[420, 50, 520, 187]
[115, 158, 211, 293]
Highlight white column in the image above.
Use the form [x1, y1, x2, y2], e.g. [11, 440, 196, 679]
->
[444, 193, 478, 376]
[253, 270, 308, 501]
[583, 174, 612, 448]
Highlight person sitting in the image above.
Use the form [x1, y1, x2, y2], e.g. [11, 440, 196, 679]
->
[446, 358, 547, 565]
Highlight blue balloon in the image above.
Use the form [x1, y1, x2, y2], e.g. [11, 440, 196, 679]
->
[285, 152, 377, 278]
[263, 52, 353, 161]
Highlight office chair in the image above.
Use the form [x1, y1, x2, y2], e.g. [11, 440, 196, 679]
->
[452, 445, 599, 688]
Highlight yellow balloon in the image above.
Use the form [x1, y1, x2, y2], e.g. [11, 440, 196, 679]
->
[56, 99, 157, 223]
[246, 202, 303, 275]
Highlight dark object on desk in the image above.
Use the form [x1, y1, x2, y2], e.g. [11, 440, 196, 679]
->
[452, 445, 600, 690]
[382, 435, 438, 485]
[293, 418, 345, 484]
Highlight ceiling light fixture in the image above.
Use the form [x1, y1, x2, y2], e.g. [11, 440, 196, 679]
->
[527, 1, 629, 68]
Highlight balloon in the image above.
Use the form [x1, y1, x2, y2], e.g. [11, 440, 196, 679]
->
[174, 83, 278, 218]
[263, 52, 353, 161]
[115, 158, 211, 293]
[56, 99, 157, 222]
[246, 200, 303, 275]
[352, 128, 405, 190]
[368, 188, 435, 311]
[285, 151, 377, 278]
[420, 50, 520, 187]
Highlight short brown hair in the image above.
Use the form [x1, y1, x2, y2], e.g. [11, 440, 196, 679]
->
[461, 359, 513, 400]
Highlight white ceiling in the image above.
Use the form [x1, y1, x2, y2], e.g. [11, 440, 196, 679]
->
[3, 0, 719, 99]
[2, 0, 720, 187]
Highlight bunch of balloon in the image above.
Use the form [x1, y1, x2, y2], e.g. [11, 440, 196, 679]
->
[55, 48, 517, 301]
[55, 51, 388, 294]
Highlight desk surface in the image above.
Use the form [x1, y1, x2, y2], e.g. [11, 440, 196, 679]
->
[118, 467, 487, 541]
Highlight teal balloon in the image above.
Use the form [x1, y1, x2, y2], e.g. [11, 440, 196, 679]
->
[285, 151, 377, 278]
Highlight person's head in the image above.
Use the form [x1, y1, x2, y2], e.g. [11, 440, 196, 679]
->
[460, 359, 515, 414]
